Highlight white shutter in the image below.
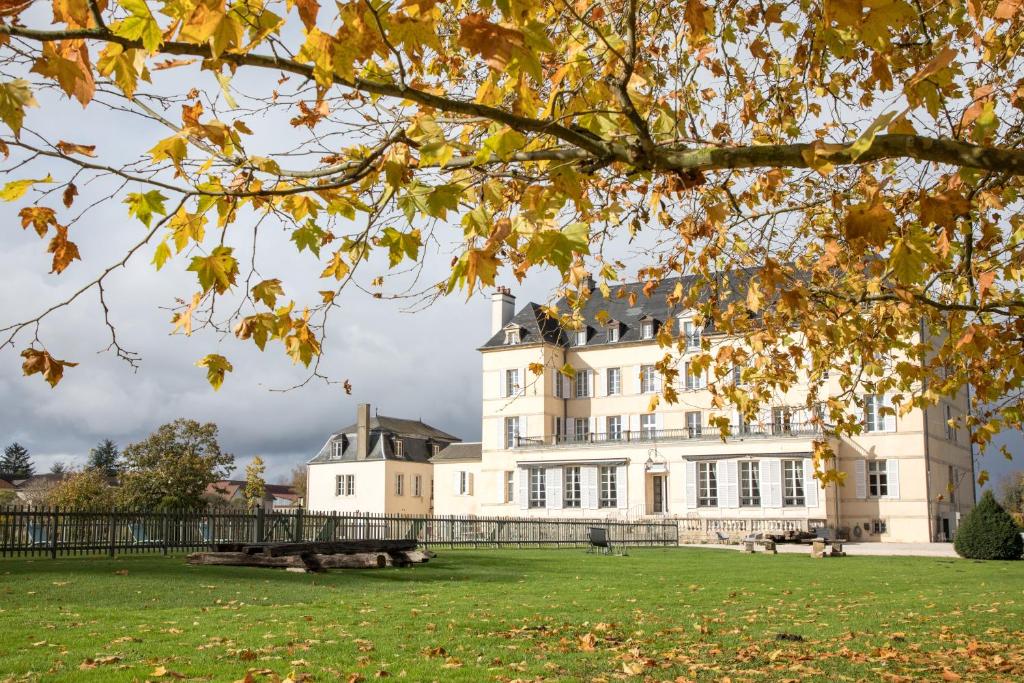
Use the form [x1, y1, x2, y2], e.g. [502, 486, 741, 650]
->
[722, 459, 739, 508]
[566, 417, 575, 439]
[762, 459, 782, 508]
[596, 368, 606, 397]
[883, 394, 897, 432]
[546, 467, 562, 510]
[655, 370, 663, 393]
[583, 466, 599, 509]
[685, 460, 698, 508]
[521, 367, 529, 396]
[518, 468, 529, 510]
[655, 413, 664, 433]
[562, 374, 571, 397]
[589, 370, 596, 397]
[629, 414, 640, 439]
[467, 472, 474, 496]
[589, 417, 597, 439]
[886, 459, 900, 499]
[595, 415, 605, 438]
[854, 459, 867, 499]
[520, 415, 528, 441]
[615, 465, 627, 509]
[803, 458, 818, 508]
[498, 370, 506, 399]
[628, 365, 639, 394]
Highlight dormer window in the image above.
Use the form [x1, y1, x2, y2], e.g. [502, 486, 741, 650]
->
[641, 320, 655, 340]
[504, 328, 520, 345]
[394, 438, 404, 457]
[682, 319, 701, 349]
[332, 440, 345, 458]
[605, 321, 621, 343]
[574, 328, 588, 346]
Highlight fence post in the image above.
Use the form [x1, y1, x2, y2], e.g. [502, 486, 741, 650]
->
[50, 507, 59, 559]
[162, 511, 169, 555]
[255, 506, 265, 543]
[293, 506, 304, 542]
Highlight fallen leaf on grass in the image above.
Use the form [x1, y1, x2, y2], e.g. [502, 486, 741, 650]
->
[151, 665, 186, 678]
[80, 655, 121, 669]
[579, 633, 596, 651]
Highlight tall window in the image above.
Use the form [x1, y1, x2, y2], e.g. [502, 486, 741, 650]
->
[575, 369, 591, 398]
[504, 416, 520, 449]
[640, 365, 657, 393]
[504, 471, 514, 503]
[606, 325, 619, 343]
[458, 471, 470, 495]
[867, 460, 888, 498]
[641, 321, 654, 339]
[413, 474, 422, 497]
[555, 372, 565, 398]
[606, 367, 621, 395]
[529, 467, 546, 508]
[682, 320, 701, 349]
[599, 466, 617, 507]
[333, 440, 345, 458]
[685, 411, 702, 437]
[606, 416, 622, 440]
[564, 467, 581, 508]
[554, 416, 562, 439]
[640, 413, 657, 439]
[783, 459, 805, 506]
[948, 465, 956, 505]
[505, 368, 519, 397]
[732, 362, 746, 386]
[740, 461, 760, 506]
[395, 473, 404, 496]
[772, 407, 792, 435]
[698, 461, 717, 507]
[864, 394, 886, 432]
[394, 439, 405, 457]
[574, 418, 590, 442]
[574, 328, 588, 346]
[685, 362, 705, 390]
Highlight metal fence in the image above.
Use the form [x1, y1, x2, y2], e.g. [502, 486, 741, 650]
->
[0, 506, 679, 558]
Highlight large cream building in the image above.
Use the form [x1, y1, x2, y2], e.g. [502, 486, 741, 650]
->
[433, 279, 977, 543]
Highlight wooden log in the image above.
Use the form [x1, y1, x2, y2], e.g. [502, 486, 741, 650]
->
[187, 552, 307, 568]
[315, 553, 390, 569]
[222, 539, 418, 557]
[395, 550, 431, 564]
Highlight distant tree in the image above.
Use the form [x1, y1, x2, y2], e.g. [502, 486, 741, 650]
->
[289, 465, 308, 505]
[0, 443, 33, 480]
[244, 457, 267, 510]
[50, 461, 69, 475]
[117, 419, 234, 510]
[86, 440, 122, 478]
[45, 470, 117, 510]
[998, 471, 1024, 529]
[0, 490, 14, 506]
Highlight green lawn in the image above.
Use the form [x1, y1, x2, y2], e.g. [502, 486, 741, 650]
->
[0, 548, 1022, 682]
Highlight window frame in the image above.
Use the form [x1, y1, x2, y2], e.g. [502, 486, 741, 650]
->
[599, 466, 617, 508]
[395, 473, 404, 496]
[528, 467, 546, 508]
[772, 407, 793, 435]
[782, 459, 805, 506]
[504, 329, 520, 345]
[333, 440, 345, 458]
[336, 474, 355, 496]
[640, 364, 657, 394]
[606, 367, 621, 395]
[575, 369, 591, 398]
[394, 439, 404, 457]
[505, 368, 520, 398]
[682, 319, 701, 350]
[640, 413, 656, 439]
[504, 416, 520, 449]
[563, 466, 582, 508]
[739, 460, 760, 506]
[697, 461, 718, 507]
[504, 470, 514, 503]
[574, 328, 588, 346]
[606, 415, 622, 440]
[640, 320, 654, 340]
[685, 361, 705, 390]
[574, 418, 590, 442]
[413, 474, 422, 497]
[606, 325, 620, 343]
[867, 459, 888, 498]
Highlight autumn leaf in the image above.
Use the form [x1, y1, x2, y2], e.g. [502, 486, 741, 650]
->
[293, 0, 319, 31]
[188, 246, 239, 294]
[18, 206, 59, 237]
[0, 79, 38, 136]
[845, 202, 894, 247]
[919, 189, 970, 228]
[47, 224, 81, 273]
[252, 279, 285, 308]
[56, 139, 96, 156]
[21, 347, 78, 387]
[111, 0, 163, 53]
[684, 0, 710, 43]
[196, 353, 233, 390]
[1, 174, 54, 201]
[458, 14, 527, 72]
[125, 189, 168, 227]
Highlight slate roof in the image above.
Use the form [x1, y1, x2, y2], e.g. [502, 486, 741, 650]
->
[308, 414, 460, 465]
[480, 272, 754, 349]
[431, 442, 482, 463]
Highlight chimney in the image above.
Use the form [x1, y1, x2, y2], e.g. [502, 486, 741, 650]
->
[491, 286, 515, 335]
[356, 403, 370, 460]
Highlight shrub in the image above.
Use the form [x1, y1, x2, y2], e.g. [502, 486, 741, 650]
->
[954, 491, 1024, 560]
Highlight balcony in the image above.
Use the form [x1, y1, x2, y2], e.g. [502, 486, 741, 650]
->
[515, 423, 823, 449]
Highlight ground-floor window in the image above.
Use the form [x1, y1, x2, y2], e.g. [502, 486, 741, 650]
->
[413, 474, 422, 497]
[599, 466, 617, 507]
[504, 470, 514, 503]
[529, 467, 546, 508]
[457, 471, 471, 496]
[564, 467, 582, 507]
[740, 460, 760, 506]
[783, 459, 805, 506]
[395, 473, 404, 496]
[698, 461, 717, 507]
[868, 460, 888, 498]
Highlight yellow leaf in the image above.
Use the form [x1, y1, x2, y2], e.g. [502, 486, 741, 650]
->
[1, 174, 54, 201]
[0, 79, 38, 136]
[845, 202, 894, 247]
[196, 353, 233, 390]
[21, 347, 78, 387]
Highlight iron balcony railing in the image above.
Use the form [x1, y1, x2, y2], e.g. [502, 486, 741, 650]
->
[515, 422, 822, 449]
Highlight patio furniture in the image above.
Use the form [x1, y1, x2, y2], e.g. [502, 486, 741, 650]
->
[714, 531, 730, 544]
[587, 527, 627, 556]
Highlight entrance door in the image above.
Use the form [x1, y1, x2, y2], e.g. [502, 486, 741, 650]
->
[652, 475, 666, 514]
[941, 517, 951, 542]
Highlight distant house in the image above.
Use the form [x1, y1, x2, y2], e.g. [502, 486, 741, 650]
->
[306, 403, 461, 514]
[12, 473, 71, 504]
[431, 443, 483, 516]
[204, 480, 301, 510]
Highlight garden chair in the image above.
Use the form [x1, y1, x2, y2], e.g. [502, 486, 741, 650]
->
[587, 527, 627, 556]
[714, 531, 730, 544]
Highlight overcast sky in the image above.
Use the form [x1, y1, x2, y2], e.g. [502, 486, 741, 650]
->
[0, 38, 1020, 491]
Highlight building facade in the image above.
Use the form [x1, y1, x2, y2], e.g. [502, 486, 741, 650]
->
[306, 404, 460, 515]
[453, 281, 975, 543]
